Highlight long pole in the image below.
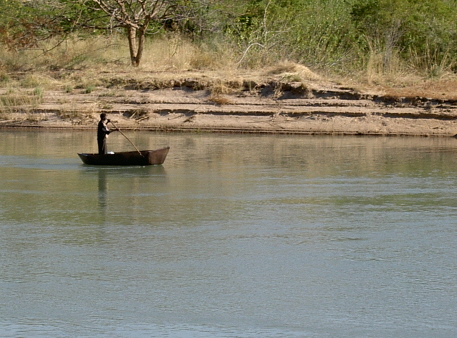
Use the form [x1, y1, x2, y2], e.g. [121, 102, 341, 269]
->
[109, 121, 142, 155]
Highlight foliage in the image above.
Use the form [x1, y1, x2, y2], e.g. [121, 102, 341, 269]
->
[350, 0, 457, 73]
[1, 0, 457, 77]
[0, 0, 63, 50]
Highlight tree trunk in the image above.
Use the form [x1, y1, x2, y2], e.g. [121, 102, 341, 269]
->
[127, 26, 144, 67]
[136, 27, 146, 67]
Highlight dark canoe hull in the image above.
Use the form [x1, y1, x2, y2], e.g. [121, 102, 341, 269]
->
[78, 147, 170, 166]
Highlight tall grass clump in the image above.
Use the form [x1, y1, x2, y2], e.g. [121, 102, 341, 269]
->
[0, 89, 43, 115]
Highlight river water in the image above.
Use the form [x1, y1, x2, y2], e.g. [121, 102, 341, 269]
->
[1, 130, 457, 337]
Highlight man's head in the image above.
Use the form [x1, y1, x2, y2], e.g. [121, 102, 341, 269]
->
[100, 113, 107, 121]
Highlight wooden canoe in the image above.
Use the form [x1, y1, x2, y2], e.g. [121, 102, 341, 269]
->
[78, 147, 170, 166]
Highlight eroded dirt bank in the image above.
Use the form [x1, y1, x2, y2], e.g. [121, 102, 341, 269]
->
[2, 77, 457, 137]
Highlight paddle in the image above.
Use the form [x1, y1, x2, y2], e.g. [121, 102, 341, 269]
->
[108, 120, 142, 155]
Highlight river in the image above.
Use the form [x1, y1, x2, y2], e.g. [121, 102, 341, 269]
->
[1, 130, 456, 337]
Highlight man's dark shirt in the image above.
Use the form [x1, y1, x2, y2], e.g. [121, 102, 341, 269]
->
[97, 120, 110, 140]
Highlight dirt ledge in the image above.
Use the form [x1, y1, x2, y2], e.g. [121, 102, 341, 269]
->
[2, 78, 457, 137]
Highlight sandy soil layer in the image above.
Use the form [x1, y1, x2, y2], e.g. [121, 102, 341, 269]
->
[2, 78, 457, 137]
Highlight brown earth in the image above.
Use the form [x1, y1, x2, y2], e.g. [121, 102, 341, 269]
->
[2, 71, 457, 137]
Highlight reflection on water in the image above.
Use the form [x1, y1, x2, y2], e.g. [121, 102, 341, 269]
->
[98, 168, 108, 209]
[1, 131, 457, 337]
[95, 165, 167, 213]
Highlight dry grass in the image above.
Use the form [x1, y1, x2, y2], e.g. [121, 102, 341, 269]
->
[207, 95, 232, 105]
[1, 35, 457, 102]
[381, 80, 457, 100]
[342, 47, 457, 99]
[0, 88, 43, 113]
[267, 61, 322, 81]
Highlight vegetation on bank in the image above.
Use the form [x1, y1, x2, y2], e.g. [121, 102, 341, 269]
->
[1, 0, 457, 116]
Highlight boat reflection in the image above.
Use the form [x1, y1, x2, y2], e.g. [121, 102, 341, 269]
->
[96, 166, 167, 213]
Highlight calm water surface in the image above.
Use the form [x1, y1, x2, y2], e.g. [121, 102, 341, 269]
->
[1, 131, 457, 337]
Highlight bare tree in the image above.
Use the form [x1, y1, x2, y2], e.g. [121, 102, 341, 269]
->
[90, 0, 187, 66]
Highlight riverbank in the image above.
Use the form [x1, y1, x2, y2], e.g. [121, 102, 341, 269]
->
[2, 67, 457, 137]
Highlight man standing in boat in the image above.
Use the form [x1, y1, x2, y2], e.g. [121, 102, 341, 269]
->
[97, 113, 116, 154]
